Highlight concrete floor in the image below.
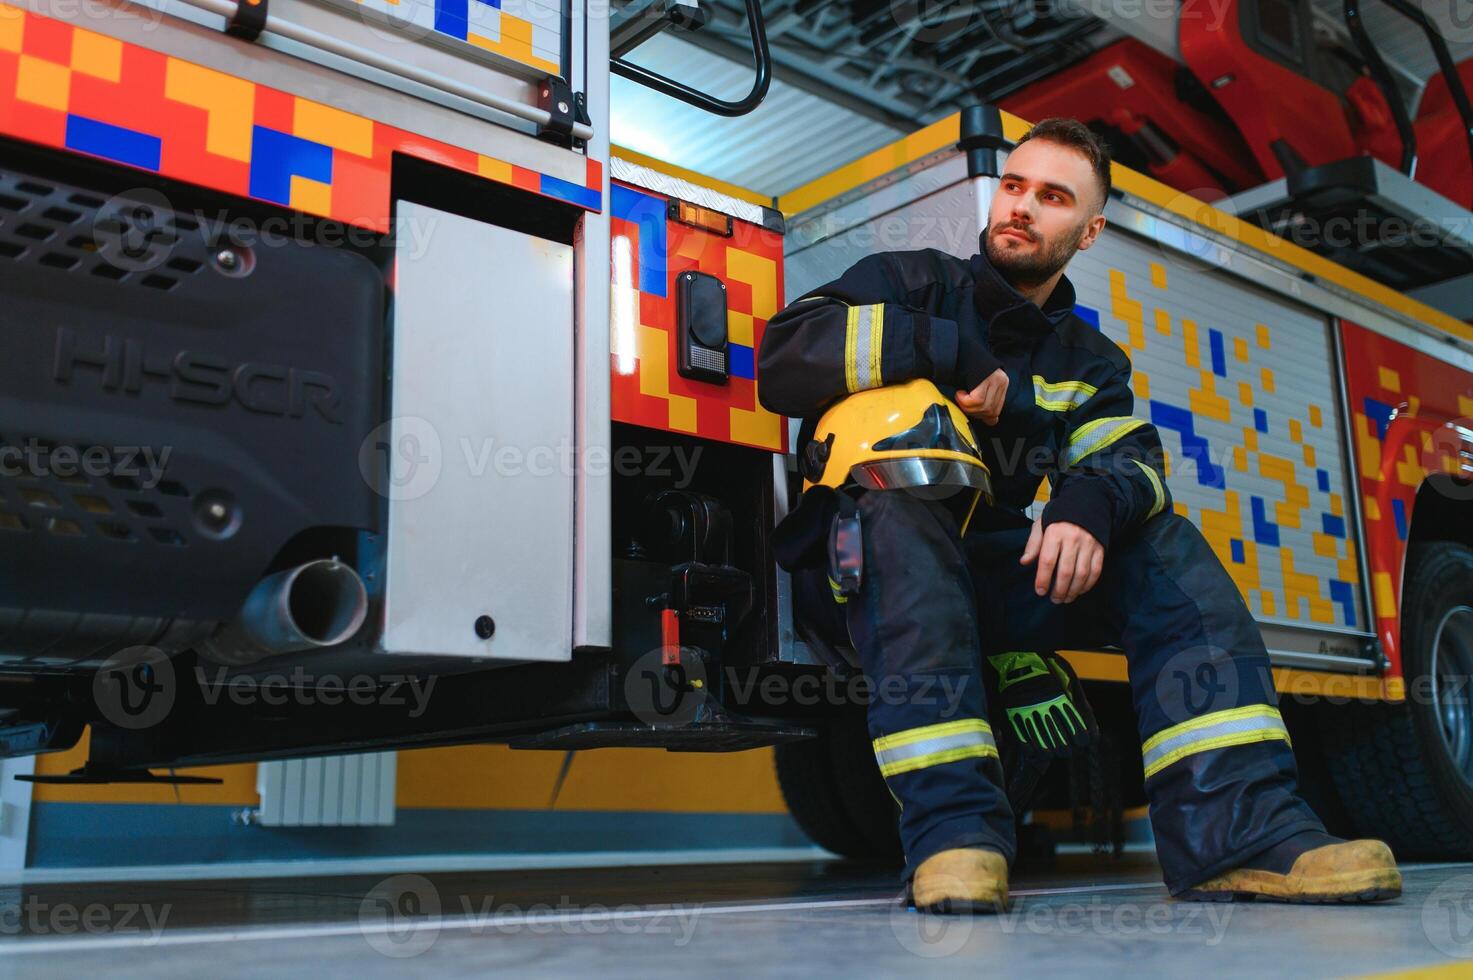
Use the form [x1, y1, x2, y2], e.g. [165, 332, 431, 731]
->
[0, 854, 1469, 977]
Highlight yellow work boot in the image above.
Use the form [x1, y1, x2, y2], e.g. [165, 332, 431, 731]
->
[1179, 837, 1402, 904]
[908, 847, 1009, 914]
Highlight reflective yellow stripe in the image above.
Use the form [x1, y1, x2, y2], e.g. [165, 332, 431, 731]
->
[878, 744, 999, 778]
[1064, 416, 1147, 467]
[872, 719, 998, 778]
[1033, 376, 1097, 412]
[867, 303, 884, 388]
[844, 305, 860, 393]
[1133, 459, 1166, 517]
[827, 575, 847, 605]
[872, 718, 991, 751]
[1141, 705, 1290, 780]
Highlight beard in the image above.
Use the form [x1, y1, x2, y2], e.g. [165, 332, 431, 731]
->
[983, 217, 1087, 290]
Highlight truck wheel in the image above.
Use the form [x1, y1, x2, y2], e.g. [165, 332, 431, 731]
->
[1319, 542, 1473, 859]
[775, 706, 901, 861]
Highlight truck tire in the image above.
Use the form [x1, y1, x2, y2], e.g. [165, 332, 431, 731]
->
[775, 707, 902, 861]
[1318, 541, 1473, 859]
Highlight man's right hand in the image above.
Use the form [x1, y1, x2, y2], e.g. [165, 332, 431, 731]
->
[954, 367, 1009, 426]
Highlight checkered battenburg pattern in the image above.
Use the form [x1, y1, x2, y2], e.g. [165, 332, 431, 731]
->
[0, 5, 600, 232]
[1341, 319, 1473, 673]
[610, 181, 787, 453]
[328, 0, 562, 76]
[1067, 256, 1365, 633]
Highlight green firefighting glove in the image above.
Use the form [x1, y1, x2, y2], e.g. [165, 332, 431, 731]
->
[985, 651, 1097, 758]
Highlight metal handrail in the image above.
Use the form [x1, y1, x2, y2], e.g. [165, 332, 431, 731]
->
[162, 0, 595, 141]
[611, 0, 771, 117]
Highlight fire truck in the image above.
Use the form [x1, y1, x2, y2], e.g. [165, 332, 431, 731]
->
[0, 0, 1470, 862]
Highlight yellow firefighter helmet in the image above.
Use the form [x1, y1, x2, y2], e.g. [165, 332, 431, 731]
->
[801, 379, 994, 530]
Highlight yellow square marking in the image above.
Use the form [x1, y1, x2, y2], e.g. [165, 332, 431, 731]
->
[1289, 418, 1302, 443]
[1308, 404, 1323, 428]
[1238, 381, 1253, 407]
[1373, 572, 1396, 619]
[1459, 394, 1473, 418]
[1233, 446, 1247, 472]
[725, 249, 778, 321]
[1233, 336, 1248, 362]
[1243, 428, 1259, 452]
[164, 59, 254, 162]
[1364, 495, 1380, 521]
[288, 175, 333, 216]
[1133, 370, 1150, 400]
[293, 97, 374, 157]
[729, 405, 783, 450]
[1378, 366, 1401, 392]
[477, 156, 513, 184]
[1330, 493, 1343, 517]
[727, 311, 754, 348]
[16, 55, 69, 111]
[1149, 262, 1166, 288]
[1261, 367, 1275, 393]
[1303, 443, 1316, 467]
[1182, 317, 1200, 368]
[0, 7, 23, 54]
[1256, 323, 1271, 348]
[1312, 532, 1338, 558]
[1260, 590, 1277, 616]
[70, 28, 122, 82]
[1173, 502, 1188, 518]
[1154, 308, 1171, 336]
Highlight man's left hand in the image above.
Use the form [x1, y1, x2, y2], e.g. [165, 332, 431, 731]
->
[1020, 518, 1103, 604]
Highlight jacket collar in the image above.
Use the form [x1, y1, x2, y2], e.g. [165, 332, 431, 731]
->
[969, 245, 1078, 346]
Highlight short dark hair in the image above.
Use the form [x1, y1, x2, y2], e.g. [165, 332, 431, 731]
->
[1015, 118, 1112, 212]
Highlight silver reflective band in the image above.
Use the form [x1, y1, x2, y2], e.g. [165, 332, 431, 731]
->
[872, 719, 998, 778]
[1064, 416, 1146, 467]
[1033, 376, 1098, 412]
[1141, 705, 1291, 780]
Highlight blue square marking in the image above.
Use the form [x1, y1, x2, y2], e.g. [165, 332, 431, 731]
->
[1392, 497, 1408, 540]
[1254, 408, 1268, 433]
[1321, 513, 1346, 538]
[1073, 304, 1100, 330]
[1230, 538, 1245, 564]
[65, 115, 162, 171]
[1317, 469, 1331, 493]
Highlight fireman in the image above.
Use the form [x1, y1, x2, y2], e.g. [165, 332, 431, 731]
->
[759, 118, 1402, 912]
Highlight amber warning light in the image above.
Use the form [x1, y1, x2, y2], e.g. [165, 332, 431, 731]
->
[667, 199, 733, 237]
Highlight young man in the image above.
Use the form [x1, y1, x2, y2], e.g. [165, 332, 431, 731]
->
[757, 118, 1401, 912]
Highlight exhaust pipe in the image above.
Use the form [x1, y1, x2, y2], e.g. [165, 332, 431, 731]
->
[199, 560, 369, 665]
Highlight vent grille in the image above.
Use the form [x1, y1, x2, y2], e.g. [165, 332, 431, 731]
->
[0, 433, 191, 547]
[0, 174, 208, 290]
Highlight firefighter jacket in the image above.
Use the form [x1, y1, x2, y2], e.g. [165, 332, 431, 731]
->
[757, 244, 1172, 551]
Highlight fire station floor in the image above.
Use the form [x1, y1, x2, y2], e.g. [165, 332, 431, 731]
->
[0, 852, 1469, 977]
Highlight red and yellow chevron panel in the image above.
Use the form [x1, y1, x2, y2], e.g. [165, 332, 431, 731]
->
[0, 4, 600, 231]
[1341, 319, 1473, 673]
[609, 179, 787, 453]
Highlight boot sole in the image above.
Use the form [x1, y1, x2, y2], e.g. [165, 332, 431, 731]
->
[913, 895, 1010, 915]
[1178, 869, 1403, 905]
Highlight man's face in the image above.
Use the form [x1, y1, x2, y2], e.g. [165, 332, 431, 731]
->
[984, 138, 1106, 287]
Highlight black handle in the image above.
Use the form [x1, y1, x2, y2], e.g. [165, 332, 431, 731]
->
[611, 0, 771, 118]
[1343, 0, 1473, 181]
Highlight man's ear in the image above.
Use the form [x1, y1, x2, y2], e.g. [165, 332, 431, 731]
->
[1076, 213, 1107, 252]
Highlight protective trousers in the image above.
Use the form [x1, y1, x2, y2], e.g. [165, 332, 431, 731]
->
[801, 489, 1325, 895]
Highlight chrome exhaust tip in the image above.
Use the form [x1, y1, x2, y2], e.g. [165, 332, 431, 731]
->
[199, 559, 368, 665]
